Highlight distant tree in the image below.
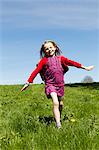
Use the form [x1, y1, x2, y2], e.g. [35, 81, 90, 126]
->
[82, 76, 94, 83]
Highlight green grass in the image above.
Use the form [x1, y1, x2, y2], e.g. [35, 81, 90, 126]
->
[0, 84, 99, 150]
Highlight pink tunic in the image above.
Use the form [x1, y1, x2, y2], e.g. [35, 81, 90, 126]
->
[43, 56, 64, 98]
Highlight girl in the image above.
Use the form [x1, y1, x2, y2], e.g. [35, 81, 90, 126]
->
[21, 40, 94, 128]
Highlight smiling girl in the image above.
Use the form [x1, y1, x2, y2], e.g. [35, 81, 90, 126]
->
[21, 40, 94, 128]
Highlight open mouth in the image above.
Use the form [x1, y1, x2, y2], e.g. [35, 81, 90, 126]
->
[49, 50, 54, 54]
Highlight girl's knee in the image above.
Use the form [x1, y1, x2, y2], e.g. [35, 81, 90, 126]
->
[58, 96, 64, 106]
[60, 100, 63, 106]
[50, 92, 59, 106]
[53, 101, 59, 107]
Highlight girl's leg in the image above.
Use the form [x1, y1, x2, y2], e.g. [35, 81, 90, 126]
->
[58, 97, 64, 119]
[50, 92, 61, 128]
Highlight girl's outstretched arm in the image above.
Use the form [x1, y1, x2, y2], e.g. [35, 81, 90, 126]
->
[61, 56, 94, 71]
[81, 65, 94, 71]
[21, 57, 47, 92]
[21, 82, 29, 92]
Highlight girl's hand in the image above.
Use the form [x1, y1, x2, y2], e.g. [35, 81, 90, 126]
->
[82, 65, 94, 71]
[21, 83, 29, 92]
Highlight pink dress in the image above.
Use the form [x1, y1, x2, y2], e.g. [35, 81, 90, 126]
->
[42, 56, 64, 98]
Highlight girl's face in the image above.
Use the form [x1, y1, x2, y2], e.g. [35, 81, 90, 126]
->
[44, 42, 56, 57]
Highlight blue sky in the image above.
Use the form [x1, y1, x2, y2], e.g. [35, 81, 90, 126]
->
[0, 0, 99, 84]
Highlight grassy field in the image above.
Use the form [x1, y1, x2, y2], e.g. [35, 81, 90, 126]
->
[0, 83, 99, 150]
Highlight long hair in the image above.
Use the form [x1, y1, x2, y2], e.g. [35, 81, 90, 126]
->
[40, 40, 62, 58]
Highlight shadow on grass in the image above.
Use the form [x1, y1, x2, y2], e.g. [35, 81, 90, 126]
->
[39, 114, 71, 126]
[39, 116, 54, 125]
